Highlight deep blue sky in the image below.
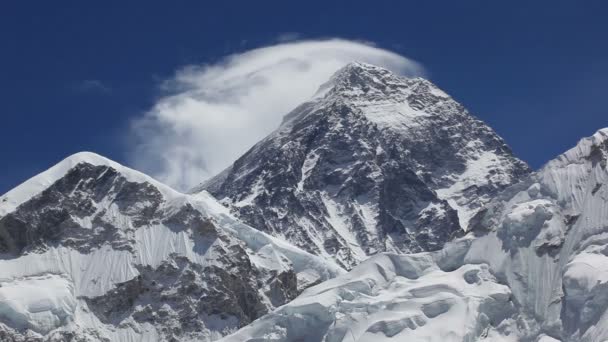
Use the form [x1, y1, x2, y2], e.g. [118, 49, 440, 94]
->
[1, 1, 607, 194]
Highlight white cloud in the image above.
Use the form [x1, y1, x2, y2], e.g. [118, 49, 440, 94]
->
[129, 39, 424, 191]
[75, 79, 110, 93]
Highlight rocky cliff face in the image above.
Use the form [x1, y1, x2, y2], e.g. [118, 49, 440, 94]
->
[0, 153, 342, 341]
[217, 128, 608, 342]
[198, 62, 529, 268]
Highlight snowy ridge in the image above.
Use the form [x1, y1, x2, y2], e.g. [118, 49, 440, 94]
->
[0, 153, 343, 341]
[0, 152, 179, 218]
[547, 128, 608, 167]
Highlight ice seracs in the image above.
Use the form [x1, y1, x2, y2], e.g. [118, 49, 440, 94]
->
[198, 61, 529, 268]
[218, 245, 516, 342]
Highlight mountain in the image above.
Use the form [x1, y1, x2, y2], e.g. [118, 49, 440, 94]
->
[217, 128, 608, 342]
[3, 61, 605, 342]
[465, 128, 608, 341]
[219, 247, 514, 342]
[0, 152, 343, 341]
[196, 62, 530, 268]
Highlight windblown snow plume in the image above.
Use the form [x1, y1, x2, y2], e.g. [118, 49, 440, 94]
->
[129, 39, 423, 191]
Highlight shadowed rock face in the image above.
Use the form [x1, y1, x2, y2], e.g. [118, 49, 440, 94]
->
[0, 163, 164, 255]
[83, 203, 298, 341]
[86, 253, 298, 341]
[0, 159, 311, 341]
[0, 327, 96, 342]
[205, 102, 462, 269]
[199, 63, 529, 269]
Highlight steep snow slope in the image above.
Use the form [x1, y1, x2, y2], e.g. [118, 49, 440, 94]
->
[218, 128, 608, 342]
[0, 152, 343, 341]
[465, 128, 608, 341]
[198, 62, 529, 268]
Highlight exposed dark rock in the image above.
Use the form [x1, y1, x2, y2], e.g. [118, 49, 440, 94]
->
[198, 62, 529, 268]
[0, 163, 163, 256]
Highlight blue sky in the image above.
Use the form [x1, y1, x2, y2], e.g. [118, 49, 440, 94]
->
[1, 1, 607, 193]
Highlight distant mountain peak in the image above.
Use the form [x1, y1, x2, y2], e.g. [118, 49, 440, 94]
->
[316, 61, 415, 99]
[0, 151, 178, 218]
[332, 60, 395, 78]
[200, 63, 529, 268]
[324, 61, 442, 96]
[294, 62, 453, 134]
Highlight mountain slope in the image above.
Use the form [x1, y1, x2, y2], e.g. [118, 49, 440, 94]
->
[218, 128, 608, 342]
[0, 152, 343, 341]
[197, 62, 529, 268]
[465, 127, 608, 341]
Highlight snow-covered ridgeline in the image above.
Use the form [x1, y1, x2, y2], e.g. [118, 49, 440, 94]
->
[0, 152, 343, 341]
[1, 61, 605, 342]
[0, 152, 179, 218]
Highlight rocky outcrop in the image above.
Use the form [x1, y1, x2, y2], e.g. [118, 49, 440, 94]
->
[0, 163, 163, 255]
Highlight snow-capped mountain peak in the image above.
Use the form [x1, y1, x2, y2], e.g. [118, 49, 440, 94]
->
[199, 62, 529, 268]
[320, 61, 408, 92]
[0, 152, 342, 341]
[0, 152, 178, 218]
[312, 61, 448, 117]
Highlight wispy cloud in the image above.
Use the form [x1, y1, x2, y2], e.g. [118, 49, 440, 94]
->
[276, 32, 302, 42]
[129, 38, 424, 191]
[74, 79, 111, 94]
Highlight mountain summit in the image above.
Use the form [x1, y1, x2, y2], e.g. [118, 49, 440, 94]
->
[197, 62, 530, 268]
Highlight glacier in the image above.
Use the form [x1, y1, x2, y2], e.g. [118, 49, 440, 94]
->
[218, 245, 516, 342]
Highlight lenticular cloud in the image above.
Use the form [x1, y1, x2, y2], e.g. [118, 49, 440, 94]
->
[129, 39, 423, 191]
